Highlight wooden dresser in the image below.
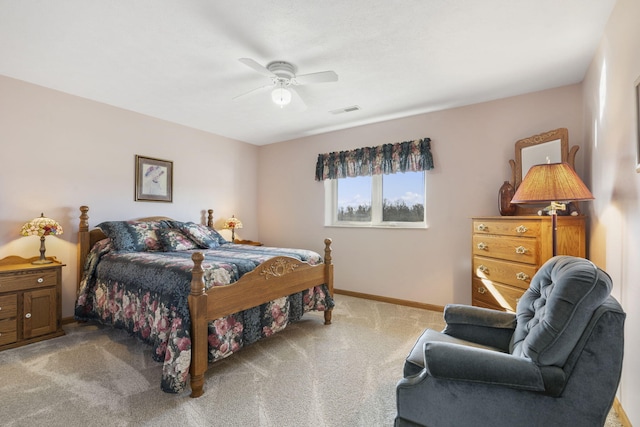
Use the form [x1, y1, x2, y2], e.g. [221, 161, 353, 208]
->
[471, 216, 586, 312]
[0, 256, 65, 350]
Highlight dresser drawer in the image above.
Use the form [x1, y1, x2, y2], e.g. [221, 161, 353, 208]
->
[0, 318, 17, 346]
[0, 270, 58, 293]
[0, 294, 17, 320]
[472, 234, 539, 264]
[472, 278, 525, 313]
[473, 256, 537, 290]
[473, 219, 541, 237]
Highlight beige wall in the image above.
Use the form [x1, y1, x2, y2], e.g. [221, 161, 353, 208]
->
[258, 84, 584, 306]
[582, 0, 640, 422]
[0, 75, 259, 317]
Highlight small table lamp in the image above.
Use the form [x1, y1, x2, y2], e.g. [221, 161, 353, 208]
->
[224, 215, 243, 242]
[511, 162, 594, 256]
[20, 213, 63, 264]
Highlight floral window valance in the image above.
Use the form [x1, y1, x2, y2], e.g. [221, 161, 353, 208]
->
[315, 137, 433, 181]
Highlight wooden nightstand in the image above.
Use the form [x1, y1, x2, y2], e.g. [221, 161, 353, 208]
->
[0, 256, 65, 350]
[233, 239, 263, 246]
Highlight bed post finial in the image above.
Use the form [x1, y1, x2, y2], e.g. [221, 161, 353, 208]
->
[79, 206, 89, 232]
[323, 238, 332, 265]
[207, 209, 214, 228]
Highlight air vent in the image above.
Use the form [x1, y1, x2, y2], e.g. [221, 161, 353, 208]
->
[330, 105, 361, 115]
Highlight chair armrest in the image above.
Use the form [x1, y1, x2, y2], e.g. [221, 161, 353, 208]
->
[443, 304, 516, 351]
[423, 341, 546, 392]
[444, 304, 516, 328]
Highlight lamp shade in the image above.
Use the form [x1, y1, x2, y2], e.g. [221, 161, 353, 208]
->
[224, 216, 243, 230]
[20, 213, 63, 237]
[20, 213, 63, 264]
[511, 162, 594, 204]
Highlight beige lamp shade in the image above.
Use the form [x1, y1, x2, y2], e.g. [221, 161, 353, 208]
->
[511, 162, 594, 204]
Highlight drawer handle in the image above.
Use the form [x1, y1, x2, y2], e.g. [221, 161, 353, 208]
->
[477, 242, 488, 250]
[477, 287, 487, 294]
[515, 225, 528, 234]
[516, 272, 529, 281]
[25, 313, 32, 319]
[477, 223, 487, 231]
[515, 246, 527, 254]
[478, 265, 489, 273]
[37, 278, 44, 283]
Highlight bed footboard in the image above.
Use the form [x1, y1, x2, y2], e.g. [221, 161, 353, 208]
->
[187, 239, 334, 398]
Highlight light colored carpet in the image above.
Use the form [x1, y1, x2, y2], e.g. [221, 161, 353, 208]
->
[0, 295, 623, 426]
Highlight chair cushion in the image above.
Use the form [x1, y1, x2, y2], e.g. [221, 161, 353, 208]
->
[404, 328, 504, 377]
[510, 256, 612, 366]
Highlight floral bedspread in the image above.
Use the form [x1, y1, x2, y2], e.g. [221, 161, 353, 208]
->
[75, 240, 334, 393]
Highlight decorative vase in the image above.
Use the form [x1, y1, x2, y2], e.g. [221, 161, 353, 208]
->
[499, 181, 517, 216]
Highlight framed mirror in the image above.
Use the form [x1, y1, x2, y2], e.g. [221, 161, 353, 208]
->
[510, 128, 578, 189]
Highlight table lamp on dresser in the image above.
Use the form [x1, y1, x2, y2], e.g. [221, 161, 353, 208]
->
[511, 162, 594, 256]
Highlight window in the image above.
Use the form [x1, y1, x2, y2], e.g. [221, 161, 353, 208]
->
[325, 171, 426, 228]
[315, 137, 433, 228]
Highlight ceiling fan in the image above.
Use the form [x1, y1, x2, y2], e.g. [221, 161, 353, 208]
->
[235, 58, 338, 107]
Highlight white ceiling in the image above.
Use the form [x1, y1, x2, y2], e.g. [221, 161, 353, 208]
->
[0, 1, 616, 145]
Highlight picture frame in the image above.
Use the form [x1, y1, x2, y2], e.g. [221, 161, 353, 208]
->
[135, 155, 173, 202]
[636, 76, 640, 173]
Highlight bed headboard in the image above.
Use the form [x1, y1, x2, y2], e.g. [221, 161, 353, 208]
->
[77, 205, 215, 292]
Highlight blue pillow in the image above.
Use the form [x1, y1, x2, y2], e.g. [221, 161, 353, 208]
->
[157, 228, 200, 252]
[168, 221, 227, 248]
[97, 220, 167, 252]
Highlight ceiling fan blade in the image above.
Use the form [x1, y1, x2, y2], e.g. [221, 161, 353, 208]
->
[287, 86, 307, 110]
[293, 70, 338, 85]
[233, 83, 273, 100]
[238, 58, 275, 77]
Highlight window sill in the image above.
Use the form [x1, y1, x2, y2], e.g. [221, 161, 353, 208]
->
[325, 223, 428, 230]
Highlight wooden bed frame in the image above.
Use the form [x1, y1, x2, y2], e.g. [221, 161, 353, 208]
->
[77, 205, 334, 397]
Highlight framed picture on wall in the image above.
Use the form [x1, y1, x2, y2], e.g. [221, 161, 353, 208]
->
[636, 75, 640, 173]
[135, 155, 173, 202]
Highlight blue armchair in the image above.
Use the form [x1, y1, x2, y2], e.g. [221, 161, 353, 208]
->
[395, 256, 625, 427]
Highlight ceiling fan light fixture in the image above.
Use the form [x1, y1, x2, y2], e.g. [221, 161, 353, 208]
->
[271, 86, 292, 107]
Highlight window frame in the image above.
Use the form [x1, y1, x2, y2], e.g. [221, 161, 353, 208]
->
[324, 172, 427, 229]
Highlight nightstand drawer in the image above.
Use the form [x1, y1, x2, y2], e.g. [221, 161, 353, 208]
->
[0, 318, 17, 346]
[0, 270, 58, 293]
[0, 294, 17, 320]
